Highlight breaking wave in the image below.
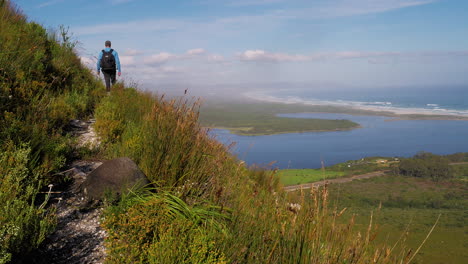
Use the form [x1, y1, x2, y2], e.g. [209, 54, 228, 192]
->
[243, 91, 468, 117]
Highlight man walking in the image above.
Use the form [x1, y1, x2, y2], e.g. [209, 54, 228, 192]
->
[97, 40, 121, 93]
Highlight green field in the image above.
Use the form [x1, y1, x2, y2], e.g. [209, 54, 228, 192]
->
[200, 101, 361, 135]
[278, 156, 399, 185]
[451, 164, 468, 179]
[282, 159, 468, 263]
[323, 175, 468, 264]
[278, 169, 345, 185]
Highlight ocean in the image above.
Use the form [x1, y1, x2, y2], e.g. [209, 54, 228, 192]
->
[210, 86, 468, 169]
[245, 85, 468, 116]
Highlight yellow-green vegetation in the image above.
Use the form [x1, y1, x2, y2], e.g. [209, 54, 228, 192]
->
[279, 156, 399, 186]
[199, 101, 360, 135]
[278, 169, 345, 185]
[327, 156, 398, 171]
[325, 175, 467, 264]
[451, 164, 468, 179]
[0, 1, 103, 262]
[94, 88, 415, 263]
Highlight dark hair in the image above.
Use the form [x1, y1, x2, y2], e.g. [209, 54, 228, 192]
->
[105, 40, 111, 47]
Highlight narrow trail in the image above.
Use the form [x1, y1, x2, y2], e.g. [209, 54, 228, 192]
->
[449, 162, 468, 166]
[38, 119, 107, 264]
[284, 171, 389, 192]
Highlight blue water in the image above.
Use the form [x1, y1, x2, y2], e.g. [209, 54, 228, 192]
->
[211, 113, 468, 169]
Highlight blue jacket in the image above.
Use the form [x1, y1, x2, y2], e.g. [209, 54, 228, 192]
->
[97, 47, 121, 72]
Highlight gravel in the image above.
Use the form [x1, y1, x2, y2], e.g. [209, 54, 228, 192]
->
[37, 120, 108, 264]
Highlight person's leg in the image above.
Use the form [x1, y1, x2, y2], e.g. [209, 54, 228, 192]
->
[103, 71, 111, 92]
[110, 71, 117, 87]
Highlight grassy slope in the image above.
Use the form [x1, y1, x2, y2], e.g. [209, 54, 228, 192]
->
[199, 101, 361, 135]
[326, 174, 468, 264]
[0, 1, 103, 262]
[94, 88, 414, 263]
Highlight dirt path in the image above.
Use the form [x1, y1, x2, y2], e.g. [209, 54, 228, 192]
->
[449, 162, 468, 166]
[38, 119, 107, 264]
[284, 170, 389, 192]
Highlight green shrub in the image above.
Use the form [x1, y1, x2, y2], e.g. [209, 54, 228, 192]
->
[399, 152, 452, 180]
[103, 191, 228, 264]
[95, 87, 229, 195]
[0, 1, 103, 261]
[0, 143, 55, 263]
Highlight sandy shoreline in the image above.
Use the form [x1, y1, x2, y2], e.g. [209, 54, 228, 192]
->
[243, 91, 468, 120]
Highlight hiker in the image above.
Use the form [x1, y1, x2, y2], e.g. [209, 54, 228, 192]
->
[97, 40, 121, 92]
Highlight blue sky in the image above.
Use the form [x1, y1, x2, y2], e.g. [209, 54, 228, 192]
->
[14, 0, 468, 90]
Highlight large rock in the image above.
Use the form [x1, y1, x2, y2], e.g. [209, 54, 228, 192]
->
[81, 157, 150, 200]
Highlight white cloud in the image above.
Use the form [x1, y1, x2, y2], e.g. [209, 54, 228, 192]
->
[80, 56, 95, 68]
[312, 0, 438, 18]
[237, 50, 468, 63]
[37, 0, 65, 8]
[207, 54, 225, 62]
[74, 0, 437, 36]
[73, 19, 187, 36]
[203, 0, 437, 18]
[143, 52, 175, 65]
[136, 49, 226, 66]
[120, 55, 136, 67]
[109, 0, 136, 5]
[82, 48, 467, 86]
[186, 48, 206, 55]
[226, 0, 286, 6]
[238, 50, 310, 62]
[123, 48, 142, 56]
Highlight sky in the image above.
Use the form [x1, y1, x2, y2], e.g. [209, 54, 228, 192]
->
[13, 0, 468, 93]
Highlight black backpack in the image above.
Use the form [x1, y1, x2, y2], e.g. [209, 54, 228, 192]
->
[100, 49, 116, 71]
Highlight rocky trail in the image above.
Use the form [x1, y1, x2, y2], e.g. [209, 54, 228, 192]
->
[37, 119, 107, 264]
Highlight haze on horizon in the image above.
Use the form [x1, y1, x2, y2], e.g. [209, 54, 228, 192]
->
[16, 0, 468, 95]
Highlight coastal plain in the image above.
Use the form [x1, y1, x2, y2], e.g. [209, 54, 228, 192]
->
[282, 158, 468, 264]
[199, 99, 468, 136]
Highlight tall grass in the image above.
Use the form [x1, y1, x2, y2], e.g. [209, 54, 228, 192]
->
[96, 87, 414, 263]
[103, 189, 229, 263]
[95, 87, 230, 197]
[0, 1, 103, 262]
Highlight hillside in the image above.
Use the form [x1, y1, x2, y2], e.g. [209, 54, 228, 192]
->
[0, 1, 103, 262]
[0, 1, 423, 263]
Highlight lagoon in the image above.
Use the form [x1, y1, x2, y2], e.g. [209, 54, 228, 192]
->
[210, 113, 468, 169]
